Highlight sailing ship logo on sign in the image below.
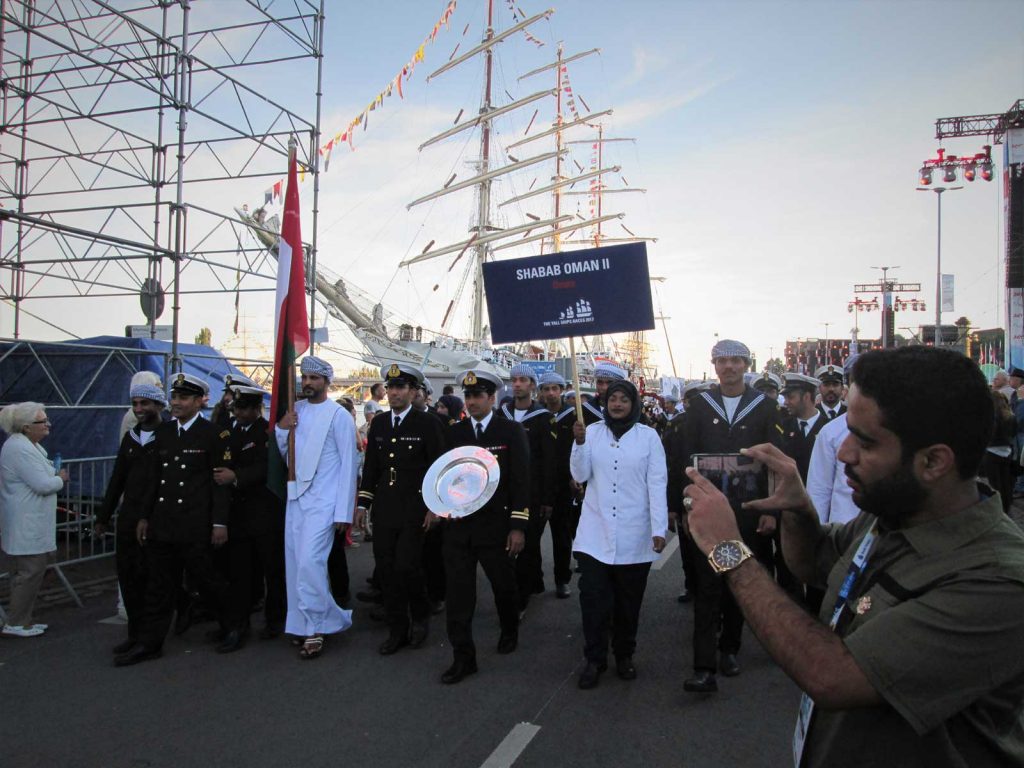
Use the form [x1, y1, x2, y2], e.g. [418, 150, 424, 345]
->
[546, 298, 595, 329]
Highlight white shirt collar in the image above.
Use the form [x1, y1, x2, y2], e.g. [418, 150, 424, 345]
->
[798, 411, 821, 430]
[177, 412, 202, 433]
[471, 411, 494, 432]
[391, 404, 413, 425]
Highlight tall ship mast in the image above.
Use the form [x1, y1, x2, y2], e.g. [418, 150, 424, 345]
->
[238, 1, 656, 385]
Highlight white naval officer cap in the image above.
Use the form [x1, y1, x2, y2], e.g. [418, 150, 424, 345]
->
[781, 373, 821, 394]
[456, 369, 503, 395]
[380, 362, 424, 387]
[813, 364, 843, 383]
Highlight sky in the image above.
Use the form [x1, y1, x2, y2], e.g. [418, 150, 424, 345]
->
[4, 0, 1024, 382]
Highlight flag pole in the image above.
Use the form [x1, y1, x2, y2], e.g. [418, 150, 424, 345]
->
[286, 136, 298, 483]
[569, 336, 584, 424]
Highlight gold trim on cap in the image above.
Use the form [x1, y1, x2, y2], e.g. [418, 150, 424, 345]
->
[464, 371, 478, 386]
[388, 363, 400, 379]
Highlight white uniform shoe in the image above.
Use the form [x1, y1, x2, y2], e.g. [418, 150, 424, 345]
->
[2, 624, 45, 637]
[30, 624, 48, 631]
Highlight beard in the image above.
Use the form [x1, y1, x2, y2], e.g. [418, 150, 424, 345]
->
[846, 460, 927, 528]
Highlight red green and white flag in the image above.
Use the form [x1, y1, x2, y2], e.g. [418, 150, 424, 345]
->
[268, 148, 309, 497]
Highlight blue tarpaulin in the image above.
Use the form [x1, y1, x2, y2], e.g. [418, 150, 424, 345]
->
[0, 335, 257, 464]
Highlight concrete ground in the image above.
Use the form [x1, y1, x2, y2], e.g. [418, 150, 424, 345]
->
[0, 531, 799, 768]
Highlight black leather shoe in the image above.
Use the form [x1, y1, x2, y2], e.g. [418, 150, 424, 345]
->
[430, 600, 446, 615]
[496, 631, 518, 654]
[683, 671, 718, 693]
[114, 646, 163, 667]
[409, 620, 429, 649]
[112, 638, 137, 655]
[720, 653, 741, 677]
[676, 591, 692, 604]
[555, 583, 572, 599]
[616, 656, 637, 680]
[216, 629, 247, 654]
[379, 633, 409, 655]
[260, 623, 284, 640]
[441, 658, 478, 684]
[356, 588, 382, 604]
[578, 661, 607, 689]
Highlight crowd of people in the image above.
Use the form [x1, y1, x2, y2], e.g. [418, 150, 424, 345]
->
[2, 342, 1024, 765]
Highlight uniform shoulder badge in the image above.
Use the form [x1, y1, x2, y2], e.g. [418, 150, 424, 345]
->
[464, 371, 478, 386]
[223, 449, 232, 461]
[388, 363, 400, 379]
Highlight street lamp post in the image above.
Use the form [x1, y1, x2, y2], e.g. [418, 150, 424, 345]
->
[916, 186, 962, 347]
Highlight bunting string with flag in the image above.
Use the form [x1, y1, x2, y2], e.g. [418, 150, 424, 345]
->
[259, 1, 459, 207]
[268, 141, 311, 498]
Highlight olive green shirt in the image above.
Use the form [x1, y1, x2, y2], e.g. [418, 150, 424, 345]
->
[804, 491, 1024, 768]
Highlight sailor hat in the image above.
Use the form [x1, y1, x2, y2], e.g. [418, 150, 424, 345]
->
[457, 369, 503, 395]
[130, 382, 168, 405]
[232, 384, 266, 407]
[594, 361, 627, 381]
[782, 373, 821, 394]
[564, 389, 577, 399]
[509, 363, 538, 383]
[711, 339, 751, 362]
[538, 371, 567, 388]
[223, 372, 257, 391]
[380, 362, 424, 388]
[813, 364, 844, 384]
[422, 377, 434, 395]
[300, 356, 334, 380]
[753, 371, 784, 392]
[169, 372, 209, 397]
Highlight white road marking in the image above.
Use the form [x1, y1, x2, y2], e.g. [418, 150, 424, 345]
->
[651, 532, 680, 571]
[480, 722, 541, 768]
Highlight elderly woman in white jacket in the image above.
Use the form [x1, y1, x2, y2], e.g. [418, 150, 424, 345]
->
[570, 379, 668, 689]
[0, 402, 68, 637]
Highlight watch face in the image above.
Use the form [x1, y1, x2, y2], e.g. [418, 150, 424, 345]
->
[713, 541, 744, 569]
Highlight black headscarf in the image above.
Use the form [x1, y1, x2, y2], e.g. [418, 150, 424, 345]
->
[603, 380, 641, 440]
[438, 394, 464, 421]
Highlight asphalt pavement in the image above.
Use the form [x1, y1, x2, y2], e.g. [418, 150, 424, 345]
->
[0, 532, 799, 768]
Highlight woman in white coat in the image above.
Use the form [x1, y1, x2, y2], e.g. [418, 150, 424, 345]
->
[570, 379, 668, 689]
[0, 402, 68, 637]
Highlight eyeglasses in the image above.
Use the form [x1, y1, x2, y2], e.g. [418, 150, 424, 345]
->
[32, 419, 51, 425]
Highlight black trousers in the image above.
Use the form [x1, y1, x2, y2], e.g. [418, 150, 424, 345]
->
[547, 498, 575, 585]
[226, 529, 286, 630]
[327, 529, 350, 600]
[515, 510, 546, 607]
[443, 525, 520, 662]
[137, 539, 229, 651]
[373, 522, 430, 635]
[115, 530, 148, 639]
[678, 528, 696, 595]
[690, 514, 773, 672]
[423, 523, 446, 603]
[577, 553, 651, 665]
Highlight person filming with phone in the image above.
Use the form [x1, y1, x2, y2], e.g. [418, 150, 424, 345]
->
[685, 346, 1024, 767]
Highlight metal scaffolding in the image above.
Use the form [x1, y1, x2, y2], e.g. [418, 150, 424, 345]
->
[0, 0, 325, 369]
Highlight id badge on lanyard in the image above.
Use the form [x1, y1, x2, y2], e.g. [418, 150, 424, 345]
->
[792, 523, 878, 767]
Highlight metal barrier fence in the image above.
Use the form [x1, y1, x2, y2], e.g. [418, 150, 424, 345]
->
[0, 455, 116, 621]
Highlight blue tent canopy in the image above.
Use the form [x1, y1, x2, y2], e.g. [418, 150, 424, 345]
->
[0, 335, 265, 463]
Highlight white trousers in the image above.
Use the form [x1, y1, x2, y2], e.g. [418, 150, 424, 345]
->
[284, 502, 352, 636]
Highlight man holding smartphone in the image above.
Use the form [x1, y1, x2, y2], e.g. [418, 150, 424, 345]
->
[676, 339, 783, 693]
[684, 346, 1024, 767]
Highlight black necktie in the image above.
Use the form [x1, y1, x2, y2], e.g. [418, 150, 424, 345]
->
[799, 420, 808, 436]
[828, 409, 836, 419]
[394, 415, 400, 430]
[476, 422, 484, 442]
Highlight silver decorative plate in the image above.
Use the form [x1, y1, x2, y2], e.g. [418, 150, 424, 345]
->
[422, 445, 500, 518]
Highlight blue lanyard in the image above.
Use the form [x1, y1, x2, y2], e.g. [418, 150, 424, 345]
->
[828, 522, 879, 631]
